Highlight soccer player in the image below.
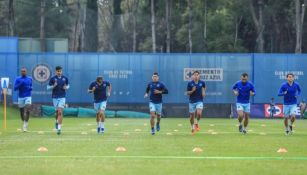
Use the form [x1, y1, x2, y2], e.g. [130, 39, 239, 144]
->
[14, 67, 32, 132]
[47, 66, 69, 135]
[299, 99, 306, 119]
[88, 76, 111, 134]
[186, 71, 206, 135]
[269, 97, 276, 118]
[232, 73, 255, 134]
[278, 73, 301, 135]
[144, 72, 168, 135]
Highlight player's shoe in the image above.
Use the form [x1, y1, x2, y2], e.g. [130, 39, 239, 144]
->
[23, 127, 27, 132]
[195, 124, 200, 131]
[242, 129, 247, 134]
[239, 124, 243, 132]
[97, 127, 100, 134]
[55, 122, 58, 130]
[151, 128, 155, 135]
[101, 128, 105, 134]
[156, 123, 160, 132]
[57, 129, 61, 135]
[285, 130, 289, 135]
[191, 129, 195, 136]
[289, 125, 293, 133]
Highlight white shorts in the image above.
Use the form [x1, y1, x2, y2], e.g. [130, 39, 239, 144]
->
[18, 97, 32, 108]
[94, 101, 107, 111]
[149, 102, 162, 115]
[53, 98, 66, 109]
[189, 102, 203, 113]
[236, 103, 250, 113]
[283, 104, 297, 117]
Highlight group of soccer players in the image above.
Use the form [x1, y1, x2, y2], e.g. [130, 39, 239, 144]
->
[13, 66, 301, 136]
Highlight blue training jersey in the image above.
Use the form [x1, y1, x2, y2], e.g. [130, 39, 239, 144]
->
[187, 80, 206, 103]
[14, 76, 32, 98]
[88, 81, 111, 103]
[48, 75, 69, 98]
[146, 81, 168, 104]
[278, 82, 301, 105]
[232, 81, 255, 104]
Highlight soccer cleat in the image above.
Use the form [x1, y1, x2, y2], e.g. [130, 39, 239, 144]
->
[97, 127, 100, 134]
[285, 130, 289, 135]
[151, 128, 155, 135]
[195, 124, 200, 131]
[242, 130, 247, 134]
[239, 125, 243, 132]
[101, 128, 105, 134]
[57, 129, 61, 135]
[55, 122, 58, 130]
[156, 123, 160, 132]
[23, 127, 27, 132]
[289, 125, 293, 132]
[191, 129, 195, 135]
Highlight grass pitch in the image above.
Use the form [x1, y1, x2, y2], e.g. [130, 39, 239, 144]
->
[0, 106, 307, 175]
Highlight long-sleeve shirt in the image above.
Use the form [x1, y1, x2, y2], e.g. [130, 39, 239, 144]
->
[14, 76, 32, 98]
[278, 82, 301, 105]
[146, 81, 168, 104]
[232, 81, 255, 104]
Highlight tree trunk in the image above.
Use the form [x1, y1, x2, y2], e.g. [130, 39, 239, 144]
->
[166, 0, 171, 53]
[40, 0, 46, 52]
[295, 0, 307, 53]
[234, 16, 242, 49]
[188, 0, 193, 53]
[203, 0, 207, 51]
[249, 0, 264, 53]
[151, 0, 156, 53]
[8, 0, 15, 36]
[132, 0, 139, 52]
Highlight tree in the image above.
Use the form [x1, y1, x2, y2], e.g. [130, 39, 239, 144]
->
[295, 0, 307, 53]
[150, 0, 156, 53]
[249, 0, 265, 53]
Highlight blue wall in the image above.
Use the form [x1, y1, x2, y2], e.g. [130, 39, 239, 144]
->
[0, 38, 306, 105]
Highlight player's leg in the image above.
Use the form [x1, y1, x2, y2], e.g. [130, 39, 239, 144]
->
[189, 103, 196, 134]
[18, 98, 26, 131]
[53, 98, 59, 130]
[99, 101, 107, 133]
[289, 105, 296, 134]
[283, 105, 290, 135]
[155, 103, 162, 132]
[242, 103, 250, 134]
[94, 103, 101, 133]
[236, 103, 244, 132]
[23, 97, 32, 131]
[56, 98, 65, 135]
[149, 102, 156, 135]
[195, 102, 203, 131]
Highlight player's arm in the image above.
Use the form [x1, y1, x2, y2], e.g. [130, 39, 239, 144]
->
[232, 83, 239, 96]
[107, 82, 112, 97]
[250, 84, 256, 96]
[63, 77, 70, 90]
[154, 84, 168, 94]
[202, 82, 206, 97]
[14, 78, 22, 91]
[186, 83, 196, 95]
[28, 78, 33, 91]
[88, 83, 95, 93]
[278, 85, 286, 96]
[47, 78, 56, 90]
[144, 84, 150, 98]
[296, 84, 301, 98]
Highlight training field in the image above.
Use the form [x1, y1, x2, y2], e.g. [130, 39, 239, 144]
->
[0, 106, 307, 175]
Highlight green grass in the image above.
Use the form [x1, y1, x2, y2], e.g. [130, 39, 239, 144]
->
[1, 106, 307, 175]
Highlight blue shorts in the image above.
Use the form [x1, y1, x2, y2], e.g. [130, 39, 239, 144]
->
[283, 104, 297, 117]
[18, 97, 32, 108]
[149, 102, 162, 115]
[236, 103, 250, 113]
[189, 102, 203, 113]
[94, 101, 107, 111]
[53, 98, 66, 109]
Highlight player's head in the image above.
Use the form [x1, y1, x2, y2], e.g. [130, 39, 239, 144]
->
[55, 66, 62, 76]
[241, 73, 248, 83]
[20, 67, 27, 77]
[286, 73, 294, 83]
[96, 76, 103, 83]
[192, 71, 200, 81]
[152, 72, 159, 82]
